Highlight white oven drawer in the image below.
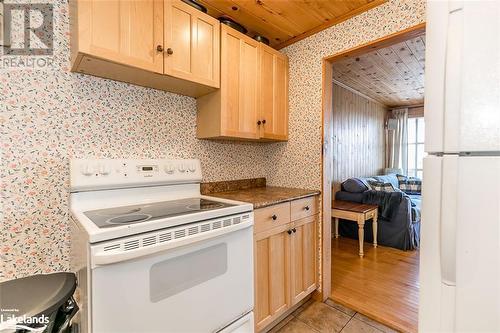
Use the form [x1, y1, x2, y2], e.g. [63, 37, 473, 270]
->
[90, 223, 253, 333]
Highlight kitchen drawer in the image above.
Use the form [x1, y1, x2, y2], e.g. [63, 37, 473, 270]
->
[291, 196, 318, 221]
[254, 202, 291, 234]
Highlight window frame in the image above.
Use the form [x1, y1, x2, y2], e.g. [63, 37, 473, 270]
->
[407, 117, 425, 178]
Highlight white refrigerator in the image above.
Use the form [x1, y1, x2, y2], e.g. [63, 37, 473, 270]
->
[419, 0, 500, 332]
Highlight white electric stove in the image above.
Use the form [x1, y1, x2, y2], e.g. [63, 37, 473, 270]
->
[69, 159, 254, 333]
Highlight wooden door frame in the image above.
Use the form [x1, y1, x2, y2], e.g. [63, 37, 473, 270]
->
[318, 22, 426, 301]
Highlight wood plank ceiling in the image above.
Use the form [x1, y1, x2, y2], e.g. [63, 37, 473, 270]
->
[196, 0, 386, 49]
[332, 35, 426, 107]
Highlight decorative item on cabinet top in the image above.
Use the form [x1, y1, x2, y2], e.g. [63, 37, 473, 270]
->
[181, 0, 207, 13]
[69, 0, 220, 98]
[253, 35, 270, 45]
[218, 16, 247, 34]
[196, 25, 289, 142]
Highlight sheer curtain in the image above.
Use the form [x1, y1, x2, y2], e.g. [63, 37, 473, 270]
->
[387, 108, 408, 175]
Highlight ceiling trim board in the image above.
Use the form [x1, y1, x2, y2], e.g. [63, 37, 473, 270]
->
[408, 106, 425, 118]
[275, 0, 388, 50]
[324, 23, 426, 63]
[332, 79, 387, 108]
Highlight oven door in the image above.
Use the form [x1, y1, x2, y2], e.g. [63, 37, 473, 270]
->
[90, 223, 253, 333]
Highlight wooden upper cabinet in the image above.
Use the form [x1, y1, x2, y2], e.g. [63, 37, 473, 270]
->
[164, 0, 220, 88]
[221, 27, 259, 139]
[197, 25, 260, 140]
[70, 0, 219, 97]
[259, 45, 289, 141]
[73, 0, 164, 73]
[197, 25, 288, 141]
[290, 216, 317, 306]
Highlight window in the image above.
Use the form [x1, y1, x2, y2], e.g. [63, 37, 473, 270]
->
[407, 117, 426, 178]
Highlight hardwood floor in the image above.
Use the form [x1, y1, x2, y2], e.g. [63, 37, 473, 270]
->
[330, 237, 419, 333]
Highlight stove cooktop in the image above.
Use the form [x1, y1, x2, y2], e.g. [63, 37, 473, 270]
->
[83, 198, 236, 228]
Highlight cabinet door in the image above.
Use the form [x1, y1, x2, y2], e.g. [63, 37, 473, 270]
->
[290, 215, 317, 305]
[164, 0, 220, 87]
[259, 46, 289, 141]
[254, 225, 291, 331]
[220, 25, 260, 139]
[77, 0, 164, 73]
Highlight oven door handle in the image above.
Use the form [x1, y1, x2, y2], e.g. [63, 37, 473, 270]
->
[92, 221, 252, 267]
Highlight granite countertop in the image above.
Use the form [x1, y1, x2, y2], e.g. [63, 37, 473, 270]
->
[201, 178, 320, 209]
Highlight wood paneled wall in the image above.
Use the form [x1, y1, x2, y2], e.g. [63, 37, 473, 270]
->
[332, 83, 387, 193]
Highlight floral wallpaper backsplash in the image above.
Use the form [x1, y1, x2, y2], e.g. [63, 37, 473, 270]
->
[0, 0, 425, 281]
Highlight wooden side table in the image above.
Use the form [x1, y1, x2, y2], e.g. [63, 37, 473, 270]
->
[331, 200, 378, 257]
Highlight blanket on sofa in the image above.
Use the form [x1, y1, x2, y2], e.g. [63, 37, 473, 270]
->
[336, 189, 420, 250]
[363, 190, 401, 221]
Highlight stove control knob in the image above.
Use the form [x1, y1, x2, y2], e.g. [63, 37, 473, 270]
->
[81, 164, 93, 176]
[188, 163, 196, 172]
[164, 164, 175, 174]
[178, 163, 186, 173]
[99, 164, 110, 176]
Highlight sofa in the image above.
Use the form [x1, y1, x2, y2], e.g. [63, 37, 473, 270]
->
[335, 174, 421, 250]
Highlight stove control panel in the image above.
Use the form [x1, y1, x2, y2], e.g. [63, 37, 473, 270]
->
[70, 159, 202, 191]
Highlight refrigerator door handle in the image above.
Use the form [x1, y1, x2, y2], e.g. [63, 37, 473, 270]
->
[440, 156, 458, 286]
[424, 1, 449, 153]
[443, 5, 464, 152]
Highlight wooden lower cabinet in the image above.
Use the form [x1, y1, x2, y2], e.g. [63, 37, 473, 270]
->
[254, 199, 318, 332]
[290, 216, 317, 305]
[254, 225, 290, 331]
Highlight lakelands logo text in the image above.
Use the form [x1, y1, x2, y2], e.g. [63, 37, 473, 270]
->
[0, 309, 49, 332]
[0, 1, 54, 69]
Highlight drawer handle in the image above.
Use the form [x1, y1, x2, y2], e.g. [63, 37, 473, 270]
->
[304, 205, 310, 211]
[271, 214, 277, 221]
[287, 230, 292, 235]
[292, 228, 297, 233]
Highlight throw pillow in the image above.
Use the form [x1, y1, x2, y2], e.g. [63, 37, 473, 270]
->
[341, 178, 369, 193]
[397, 174, 422, 194]
[367, 180, 396, 192]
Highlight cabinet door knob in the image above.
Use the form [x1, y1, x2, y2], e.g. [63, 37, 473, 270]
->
[304, 205, 310, 211]
[156, 45, 164, 52]
[287, 230, 292, 235]
[262, 119, 266, 124]
[292, 228, 297, 233]
[166, 48, 174, 55]
[257, 120, 262, 125]
[271, 214, 277, 220]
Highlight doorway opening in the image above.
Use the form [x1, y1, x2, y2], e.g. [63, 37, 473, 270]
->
[321, 23, 426, 333]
